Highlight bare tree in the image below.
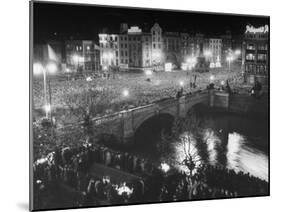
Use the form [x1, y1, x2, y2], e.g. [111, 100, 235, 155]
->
[161, 109, 210, 176]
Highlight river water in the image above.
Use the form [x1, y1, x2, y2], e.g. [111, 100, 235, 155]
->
[133, 112, 269, 182]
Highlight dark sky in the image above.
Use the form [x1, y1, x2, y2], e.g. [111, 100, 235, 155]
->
[33, 1, 269, 43]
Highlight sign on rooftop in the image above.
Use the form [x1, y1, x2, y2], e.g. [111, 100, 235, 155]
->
[128, 26, 142, 34]
[245, 25, 269, 34]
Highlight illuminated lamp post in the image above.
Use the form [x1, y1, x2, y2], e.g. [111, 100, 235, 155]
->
[33, 61, 57, 118]
[122, 89, 129, 98]
[226, 55, 234, 72]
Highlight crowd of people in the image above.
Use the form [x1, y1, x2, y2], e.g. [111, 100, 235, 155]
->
[33, 70, 242, 116]
[33, 137, 268, 209]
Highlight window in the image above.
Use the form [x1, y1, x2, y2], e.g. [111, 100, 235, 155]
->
[121, 51, 123, 57]
[116, 51, 118, 56]
[121, 44, 123, 48]
[153, 44, 156, 49]
[247, 43, 255, 50]
[120, 37, 123, 41]
[258, 44, 268, 50]
[124, 44, 127, 48]
[246, 53, 255, 60]
[258, 54, 267, 60]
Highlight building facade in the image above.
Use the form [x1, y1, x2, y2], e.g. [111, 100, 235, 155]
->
[65, 40, 100, 72]
[242, 25, 269, 83]
[151, 23, 164, 66]
[221, 31, 233, 65]
[98, 34, 120, 69]
[208, 38, 222, 63]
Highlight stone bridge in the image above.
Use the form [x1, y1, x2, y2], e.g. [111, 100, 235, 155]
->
[92, 90, 230, 144]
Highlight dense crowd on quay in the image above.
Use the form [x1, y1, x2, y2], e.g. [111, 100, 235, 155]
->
[33, 68, 244, 113]
[33, 139, 268, 209]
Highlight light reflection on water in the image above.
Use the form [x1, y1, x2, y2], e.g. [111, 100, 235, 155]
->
[177, 129, 268, 182]
[227, 132, 268, 181]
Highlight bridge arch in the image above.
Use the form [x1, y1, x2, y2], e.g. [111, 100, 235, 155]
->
[134, 113, 175, 147]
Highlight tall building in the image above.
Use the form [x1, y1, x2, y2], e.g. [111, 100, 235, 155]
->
[187, 33, 205, 57]
[99, 24, 157, 70]
[65, 40, 100, 72]
[208, 38, 222, 63]
[242, 25, 269, 83]
[163, 32, 181, 67]
[221, 31, 233, 65]
[128, 27, 143, 68]
[151, 23, 164, 66]
[141, 33, 152, 68]
[180, 33, 189, 60]
[119, 34, 129, 68]
[98, 34, 120, 69]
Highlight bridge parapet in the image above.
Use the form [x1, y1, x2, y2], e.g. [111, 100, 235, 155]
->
[90, 90, 225, 144]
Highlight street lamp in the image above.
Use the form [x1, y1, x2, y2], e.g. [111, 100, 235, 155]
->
[226, 55, 234, 72]
[33, 61, 57, 118]
[122, 89, 129, 98]
[179, 80, 184, 87]
[235, 49, 241, 56]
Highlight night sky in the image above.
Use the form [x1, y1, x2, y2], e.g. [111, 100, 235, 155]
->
[33, 1, 269, 44]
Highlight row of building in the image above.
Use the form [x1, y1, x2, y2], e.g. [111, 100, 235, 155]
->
[33, 23, 269, 79]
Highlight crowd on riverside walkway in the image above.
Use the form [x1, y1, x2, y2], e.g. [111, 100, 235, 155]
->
[33, 139, 268, 209]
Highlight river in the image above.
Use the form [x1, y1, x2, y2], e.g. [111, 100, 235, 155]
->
[132, 111, 269, 182]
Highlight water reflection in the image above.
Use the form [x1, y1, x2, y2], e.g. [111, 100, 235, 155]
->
[173, 127, 268, 182]
[227, 132, 268, 181]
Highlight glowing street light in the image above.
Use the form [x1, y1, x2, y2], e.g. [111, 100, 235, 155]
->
[44, 104, 51, 114]
[235, 49, 241, 55]
[145, 70, 153, 76]
[122, 89, 129, 97]
[33, 63, 44, 75]
[210, 75, 215, 82]
[220, 80, 225, 86]
[179, 80, 184, 87]
[160, 163, 170, 173]
[204, 50, 212, 58]
[46, 62, 57, 74]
